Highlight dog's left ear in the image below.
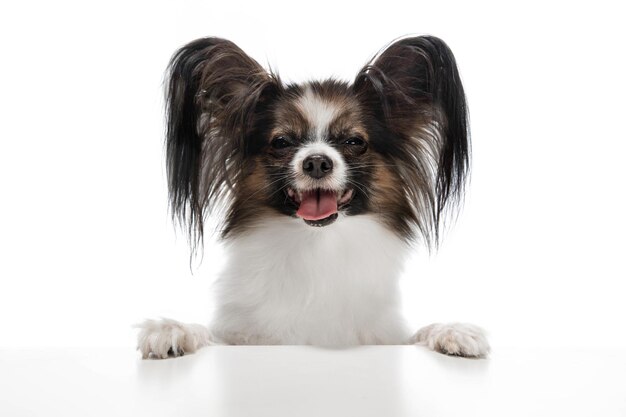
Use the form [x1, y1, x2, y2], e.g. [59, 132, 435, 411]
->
[354, 36, 470, 243]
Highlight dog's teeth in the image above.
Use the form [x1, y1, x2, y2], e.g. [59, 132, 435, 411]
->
[338, 189, 353, 205]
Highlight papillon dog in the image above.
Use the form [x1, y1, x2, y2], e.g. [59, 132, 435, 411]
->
[137, 35, 489, 359]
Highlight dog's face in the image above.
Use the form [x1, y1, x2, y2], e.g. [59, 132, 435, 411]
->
[258, 83, 370, 227]
[166, 37, 469, 247]
[243, 82, 401, 230]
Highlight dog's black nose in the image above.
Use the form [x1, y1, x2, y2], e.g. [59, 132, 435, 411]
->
[302, 154, 333, 179]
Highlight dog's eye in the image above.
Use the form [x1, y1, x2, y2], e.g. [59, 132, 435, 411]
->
[344, 137, 365, 146]
[271, 136, 293, 149]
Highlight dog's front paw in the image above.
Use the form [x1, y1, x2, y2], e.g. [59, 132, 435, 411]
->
[135, 318, 212, 359]
[412, 323, 490, 358]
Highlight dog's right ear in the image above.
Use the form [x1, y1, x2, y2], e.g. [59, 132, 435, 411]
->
[165, 37, 279, 247]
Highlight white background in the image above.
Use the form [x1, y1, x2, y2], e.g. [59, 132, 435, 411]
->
[0, 0, 624, 350]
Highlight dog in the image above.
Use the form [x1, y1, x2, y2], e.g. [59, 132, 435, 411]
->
[137, 35, 489, 359]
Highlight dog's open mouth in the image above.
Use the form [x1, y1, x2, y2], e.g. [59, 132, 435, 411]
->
[287, 188, 354, 227]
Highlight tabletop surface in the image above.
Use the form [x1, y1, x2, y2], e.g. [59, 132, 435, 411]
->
[1, 345, 625, 417]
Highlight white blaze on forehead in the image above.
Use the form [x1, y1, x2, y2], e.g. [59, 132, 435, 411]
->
[295, 87, 340, 141]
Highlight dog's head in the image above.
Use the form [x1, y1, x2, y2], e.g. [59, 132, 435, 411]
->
[165, 36, 469, 248]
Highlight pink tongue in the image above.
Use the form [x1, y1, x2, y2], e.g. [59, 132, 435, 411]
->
[296, 190, 338, 221]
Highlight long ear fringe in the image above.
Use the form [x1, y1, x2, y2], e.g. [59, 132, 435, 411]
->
[165, 38, 206, 250]
[165, 37, 279, 253]
[355, 36, 470, 248]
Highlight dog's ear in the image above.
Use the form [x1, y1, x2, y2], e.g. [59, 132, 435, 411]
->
[165, 37, 279, 247]
[354, 36, 470, 245]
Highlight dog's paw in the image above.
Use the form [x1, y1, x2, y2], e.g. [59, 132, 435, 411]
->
[411, 323, 490, 358]
[135, 318, 212, 359]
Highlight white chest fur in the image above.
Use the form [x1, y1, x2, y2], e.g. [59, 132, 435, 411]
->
[210, 215, 411, 345]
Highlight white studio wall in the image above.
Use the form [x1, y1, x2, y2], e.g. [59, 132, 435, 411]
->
[0, 0, 624, 349]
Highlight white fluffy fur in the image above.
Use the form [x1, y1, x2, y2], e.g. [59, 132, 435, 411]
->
[211, 214, 410, 345]
[136, 215, 490, 358]
[412, 323, 490, 358]
[136, 318, 212, 359]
